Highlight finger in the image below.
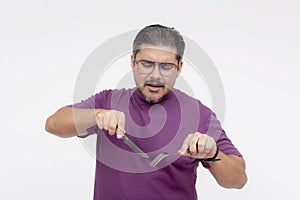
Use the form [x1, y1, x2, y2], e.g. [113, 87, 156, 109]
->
[116, 112, 126, 139]
[204, 138, 216, 158]
[116, 126, 125, 139]
[103, 113, 110, 130]
[189, 133, 201, 154]
[95, 112, 103, 129]
[108, 118, 117, 136]
[197, 135, 207, 154]
[179, 134, 193, 155]
[205, 139, 214, 153]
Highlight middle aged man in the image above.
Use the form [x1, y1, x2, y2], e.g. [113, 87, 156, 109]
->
[45, 24, 247, 200]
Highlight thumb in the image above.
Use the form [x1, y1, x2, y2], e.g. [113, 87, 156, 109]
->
[116, 125, 126, 139]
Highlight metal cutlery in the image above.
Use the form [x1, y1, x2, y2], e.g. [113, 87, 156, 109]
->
[121, 135, 149, 158]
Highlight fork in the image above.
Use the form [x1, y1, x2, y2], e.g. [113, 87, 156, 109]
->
[149, 152, 180, 167]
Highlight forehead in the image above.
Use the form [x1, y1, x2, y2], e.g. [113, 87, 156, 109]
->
[136, 44, 177, 63]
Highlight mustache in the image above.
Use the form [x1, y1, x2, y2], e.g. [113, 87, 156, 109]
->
[144, 80, 165, 87]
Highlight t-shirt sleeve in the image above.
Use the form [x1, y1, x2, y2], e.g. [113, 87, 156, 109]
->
[67, 90, 111, 137]
[71, 94, 97, 109]
[200, 109, 242, 168]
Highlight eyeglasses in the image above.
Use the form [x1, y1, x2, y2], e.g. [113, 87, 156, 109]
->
[135, 59, 178, 77]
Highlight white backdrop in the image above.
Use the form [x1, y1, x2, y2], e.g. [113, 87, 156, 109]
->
[1, 0, 299, 199]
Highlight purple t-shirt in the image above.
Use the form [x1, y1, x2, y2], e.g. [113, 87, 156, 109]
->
[72, 88, 242, 200]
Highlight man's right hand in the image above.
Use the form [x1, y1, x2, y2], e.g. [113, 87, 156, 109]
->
[95, 109, 126, 139]
[45, 107, 126, 138]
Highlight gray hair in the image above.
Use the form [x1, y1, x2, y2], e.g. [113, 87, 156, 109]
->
[133, 24, 185, 62]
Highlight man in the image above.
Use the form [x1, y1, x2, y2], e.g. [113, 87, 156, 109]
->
[45, 24, 247, 199]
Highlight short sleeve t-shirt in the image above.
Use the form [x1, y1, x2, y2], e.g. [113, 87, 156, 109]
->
[71, 88, 242, 200]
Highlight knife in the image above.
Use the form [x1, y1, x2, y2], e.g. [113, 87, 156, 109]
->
[121, 135, 149, 158]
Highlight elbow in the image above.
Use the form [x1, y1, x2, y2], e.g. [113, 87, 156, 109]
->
[236, 161, 248, 189]
[45, 116, 74, 138]
[232, 173, 247, 189]
[45, 116, 55, 134]
[219, 172, 248, 189]
[237, 173, 248, 189]
[227, 156, 248, 189]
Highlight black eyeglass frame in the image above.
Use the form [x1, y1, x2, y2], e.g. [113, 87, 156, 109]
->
[134, 59, 179, 76]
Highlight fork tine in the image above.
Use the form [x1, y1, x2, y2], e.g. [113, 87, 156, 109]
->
[149, 153, 169, 167]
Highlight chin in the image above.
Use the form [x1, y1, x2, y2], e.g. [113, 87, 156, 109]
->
[143, 92, 163, 104]
[139, 88, 169, 104]
[137, 89, 159, 103]
[145, 96, 162, 104]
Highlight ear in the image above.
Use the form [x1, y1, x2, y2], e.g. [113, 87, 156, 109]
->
[176, 61, 183, 77]
[130, 54, 135, 70]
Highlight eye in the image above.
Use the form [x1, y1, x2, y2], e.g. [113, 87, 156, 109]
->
[160, 63, 175, 71]
[141, 61, 154, 68]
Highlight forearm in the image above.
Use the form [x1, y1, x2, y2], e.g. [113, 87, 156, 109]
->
[45, 107, 100, 138]
[208, 152, 247, 189]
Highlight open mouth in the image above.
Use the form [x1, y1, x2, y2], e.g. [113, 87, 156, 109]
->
[145, 83, 164, 92]
[145, 83, 164, 88]
[144, 80, 165, 87]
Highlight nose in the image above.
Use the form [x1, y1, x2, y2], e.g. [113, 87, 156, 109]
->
[149, 64, 162, 79]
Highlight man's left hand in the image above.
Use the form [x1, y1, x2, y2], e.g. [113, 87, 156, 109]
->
[179, 132, 217, 159]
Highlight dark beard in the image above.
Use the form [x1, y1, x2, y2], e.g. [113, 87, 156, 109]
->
[137, 87, 172, 104]
[137, 88, 162, 104]
[136, 80, 169, 104]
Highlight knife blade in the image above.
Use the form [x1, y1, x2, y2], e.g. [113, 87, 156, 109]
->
[121, 135, 149, 158]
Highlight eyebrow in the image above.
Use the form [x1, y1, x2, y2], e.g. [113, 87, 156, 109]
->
[138, 59, 177, 65]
